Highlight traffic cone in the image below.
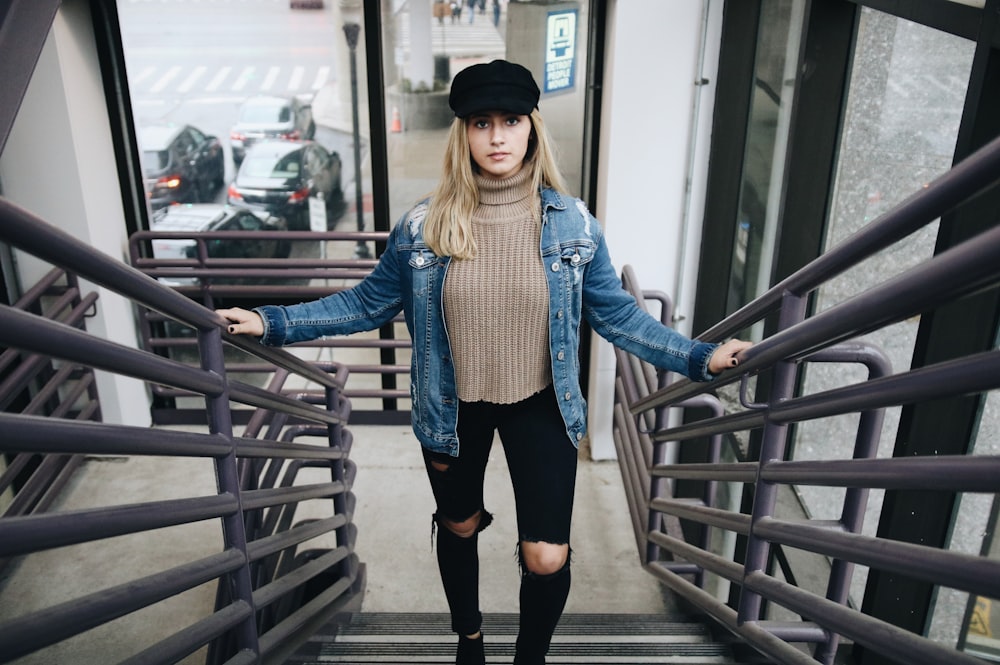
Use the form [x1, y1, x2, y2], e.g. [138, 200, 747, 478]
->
[390, 106, 402, 133]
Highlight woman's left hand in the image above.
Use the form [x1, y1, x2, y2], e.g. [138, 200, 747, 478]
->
[708, 339, 754, 374]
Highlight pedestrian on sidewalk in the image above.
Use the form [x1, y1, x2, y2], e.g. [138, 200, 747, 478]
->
[217, 59, 751, 665]
[466, 0, 476, 23]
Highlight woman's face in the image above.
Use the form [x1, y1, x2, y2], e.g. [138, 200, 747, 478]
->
[466, 110, 532, 180]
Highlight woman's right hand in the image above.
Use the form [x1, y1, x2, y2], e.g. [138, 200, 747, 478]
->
[216, 307, 264, 337]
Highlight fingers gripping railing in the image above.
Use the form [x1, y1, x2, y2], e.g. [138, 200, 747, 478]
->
[0, 197, 362, 665]
[613, 132, 1000, 665]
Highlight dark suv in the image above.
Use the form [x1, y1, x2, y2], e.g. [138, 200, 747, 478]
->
[140, 124, 225, 210]
[229, 95, 315, 166]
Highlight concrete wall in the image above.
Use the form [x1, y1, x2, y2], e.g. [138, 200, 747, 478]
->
[587, 0, 723, 459]
[0, 1, 151, 427]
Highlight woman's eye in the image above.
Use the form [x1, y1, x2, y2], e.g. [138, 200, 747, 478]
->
[506, 117, 520, 126]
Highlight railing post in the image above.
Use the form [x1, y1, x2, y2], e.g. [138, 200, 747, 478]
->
[200, 325, 261, 662]
[737, 290, 808, 625]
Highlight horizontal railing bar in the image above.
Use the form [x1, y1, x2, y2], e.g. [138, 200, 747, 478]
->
[257, 574, 355, 658]
[760, 455, 1000, 491]
[647, 409, 766, 443]
[766, 348, 1000, 423]
[117, 601, 254, 665]
[227, 381, 342, 425]
[649, 348, 1000, 443]
[130, 228, 389, 243]
[248, 515, 347, 562]
[645, 564, 821, 665]
[745, 572, 989, 665]
[755, 517, 1000, 599]
[233, 438, 346, 460]
[253, 546, 351, 610]
[699, 131, 1000, 342]
[221, 334, 343, 389]
[650, 497, 752, 535]
[0, 549, 247, 661]
[648, 532, 744, 584]
[0, 197, 220, 330]
[0, 413, 232, 456]
[638, 225, 1000, 415]
[241, 482, 346, 511]
[651, 462, 757, 482]
[0, 494, 240, 557]
[0, 305, 225, 396]
[755, 621, 829, 643]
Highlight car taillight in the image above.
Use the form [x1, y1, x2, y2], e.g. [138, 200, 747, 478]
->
[280, 130, 301, 140]
[157, 175, 182, 190]
[287, 186, 310, 204]
[228, 184, 243, 202]
[230, 130, 245, 141]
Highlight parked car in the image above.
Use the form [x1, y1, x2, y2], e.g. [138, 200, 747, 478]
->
[140, 124, 225, 210]
[149, 204, 290, 286]
[227, 140, 343, 231]
[229, 95, 315, 166]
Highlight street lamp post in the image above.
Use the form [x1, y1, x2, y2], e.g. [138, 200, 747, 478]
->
[341, 2, 370, 258]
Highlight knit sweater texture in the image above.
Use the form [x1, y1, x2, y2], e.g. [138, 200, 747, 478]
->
[443, 168, 552, 404]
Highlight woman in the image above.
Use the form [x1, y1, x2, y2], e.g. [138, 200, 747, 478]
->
[218, 59, 750, 665]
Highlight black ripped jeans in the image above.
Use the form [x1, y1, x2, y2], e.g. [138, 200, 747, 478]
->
[422, 384, 578, 644]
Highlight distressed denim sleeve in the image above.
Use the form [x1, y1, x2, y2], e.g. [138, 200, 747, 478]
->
[582, 226, 719, 382]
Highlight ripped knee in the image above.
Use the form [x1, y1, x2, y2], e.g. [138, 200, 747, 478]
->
[434, 509, 494, 539]
[430, 459, 450, 473]
[518, 540, 571, 576]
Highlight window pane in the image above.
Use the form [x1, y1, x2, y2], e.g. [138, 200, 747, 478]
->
[380, 0, 592, 225]
[727, 0, 806, 318]
[792, 7, 975, 620]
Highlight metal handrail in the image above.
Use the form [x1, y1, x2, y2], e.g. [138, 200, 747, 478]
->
[0, 197, 365, 664]
[613, 131, 1000, 664]
[126, 227, 408, 423]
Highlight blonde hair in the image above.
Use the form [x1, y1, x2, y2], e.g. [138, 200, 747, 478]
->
[422, 109, 569, 259]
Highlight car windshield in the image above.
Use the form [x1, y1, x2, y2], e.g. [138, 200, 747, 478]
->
[143, 150, 169, 170]
[242, 152, 300, 179]
[239, 103, 288, 123]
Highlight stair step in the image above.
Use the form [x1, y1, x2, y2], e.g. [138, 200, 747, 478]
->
[285, 612, 742, 664]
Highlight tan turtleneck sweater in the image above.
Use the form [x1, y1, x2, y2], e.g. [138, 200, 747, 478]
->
[443, 169, 552, 404]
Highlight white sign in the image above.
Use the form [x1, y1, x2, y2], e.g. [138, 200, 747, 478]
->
[309, 195, 327, 232]
[544, 9, 577, 94]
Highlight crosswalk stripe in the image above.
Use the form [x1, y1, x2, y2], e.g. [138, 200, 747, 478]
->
[311, 65, 331, 90]
[204, 66, 231, 92]
[287, 66, 305, 91]
[177, 65, 207, 93]
[231, 66, 256, 91]
[132, 65, 157, 85]
[149, 65, 182, 93]
[261, 66, 281, 91]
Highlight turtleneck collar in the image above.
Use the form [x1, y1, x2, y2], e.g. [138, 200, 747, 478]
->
[474, 167, 534, 207]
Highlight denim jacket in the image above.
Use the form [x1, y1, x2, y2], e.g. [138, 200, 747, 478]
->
[255, 187, 718, 456]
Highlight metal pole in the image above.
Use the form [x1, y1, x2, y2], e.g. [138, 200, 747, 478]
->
[343, 21, 370, 259]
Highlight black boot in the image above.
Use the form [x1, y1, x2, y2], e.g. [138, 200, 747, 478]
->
[514, 561, 571, 664]
[456, 632, 485, 665]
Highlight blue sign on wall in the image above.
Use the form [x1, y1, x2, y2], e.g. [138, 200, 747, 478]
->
[544, 9, 577, 94]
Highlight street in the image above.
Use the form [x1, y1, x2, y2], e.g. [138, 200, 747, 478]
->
[119, 0, 347, 196]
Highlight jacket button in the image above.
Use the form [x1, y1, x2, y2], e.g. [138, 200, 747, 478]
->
[571, 253, 581, 264]
[564, 392, 571, 400]
[556, 310, 563, 319]
[557, 351, 565, 360]
[415, 256, 425, 266]
[551, 262, 560, 272]
[576, 432, 583, 441]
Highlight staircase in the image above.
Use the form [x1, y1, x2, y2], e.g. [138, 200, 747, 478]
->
[285, 612, 745, 663]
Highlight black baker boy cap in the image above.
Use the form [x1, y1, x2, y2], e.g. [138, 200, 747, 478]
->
[448, 59, 540, 118]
